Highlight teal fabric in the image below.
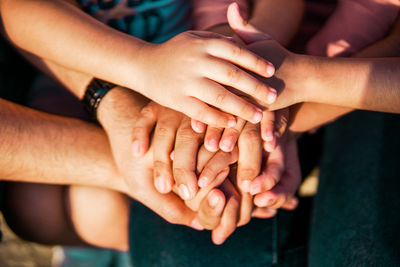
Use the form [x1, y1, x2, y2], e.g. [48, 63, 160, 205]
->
[61, 247, 132, 267]
[77, 0, 192, 43]
[309, 111, 400, 266]
[129, 197, 310, 267]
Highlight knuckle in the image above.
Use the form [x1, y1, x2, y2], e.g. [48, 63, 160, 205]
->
[154, 159, 169, 170]
[242, 127, 261, 143]
[239, 167, 259, 180]
[231, 45, 244, 58]
[177, 127, 202, 144]
[226, 67, 242, 84]
[133, 126, 149, 136]
[252, 78, 268, 97]
[254, 57, 267, 73]
[140, 105, 156, 119]
[155, 125, 173, 138]
[173, 167, 192, 182]
[215, 92, 227, 106]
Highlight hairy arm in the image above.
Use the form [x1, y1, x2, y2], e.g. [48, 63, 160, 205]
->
[0, 98, 126, 192]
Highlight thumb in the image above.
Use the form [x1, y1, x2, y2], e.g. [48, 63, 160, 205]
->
[227, 2, 271, 44]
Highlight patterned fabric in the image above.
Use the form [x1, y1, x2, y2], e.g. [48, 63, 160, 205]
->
[191, 0, 250, 30]
[77, 0, 192, 43]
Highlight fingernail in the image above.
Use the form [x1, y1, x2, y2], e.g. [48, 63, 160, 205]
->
[206, 139, 219, 152]
[220, 138, 232, 152]
[263, 138, 276, 152]
[178, 184, 191, 200]
[266, 64, 275, 77]
[132, 140, 142, 157]
[227, 118, 236, 128]
[264, 130, 274, 142]
[154, 177, 166, 193]
[191, 218, 204, 231]
[266, 89, 277, 104]
[192, 120, 205, 133]
[208, 192, 220, 207]
[250, 181, 261, 195]
[253, 110, 263, 123]
[241, 180, 251, 192]
[198, 176, 209, 188]
[155, 176, 171, 194]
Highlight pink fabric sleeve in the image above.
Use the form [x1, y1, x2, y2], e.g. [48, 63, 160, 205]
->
[191, 0, 250, 30]
[306, 0, 400, 57]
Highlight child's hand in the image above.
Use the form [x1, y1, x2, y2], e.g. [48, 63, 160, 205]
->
[140, 30, 277, 128]
[227, 2, 307, 111]
[251, 132, 300, 211]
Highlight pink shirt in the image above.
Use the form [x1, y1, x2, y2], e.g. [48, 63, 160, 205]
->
[307, 0, 400, 57]
[191, 0, 250, 30]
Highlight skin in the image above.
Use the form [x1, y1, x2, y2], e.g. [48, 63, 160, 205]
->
[0, 94, 245, 248]
[227, 5, 400, 133]
[0, 0, 278, 127]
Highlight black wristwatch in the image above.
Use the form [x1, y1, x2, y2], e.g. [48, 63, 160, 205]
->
[82, 78, 116, 120]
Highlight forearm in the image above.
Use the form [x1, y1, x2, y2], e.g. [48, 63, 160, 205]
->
[249, 0, 304, 46]
[290, 31, 400, 132]
[0, 0, 148, 95]
[0, 99, 127, 193]
[21, 51, 91, 98]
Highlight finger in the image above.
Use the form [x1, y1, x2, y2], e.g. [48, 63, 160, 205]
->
[281, 197, 299, 211]
[131, 102, 159, 157]
[197, 145, 217, 173]
[251, 207, 277, 219]
[261, 110, 276, 152]
[182, 97, 236, 128]
[203, 59, 277, 106]
[211, 180, 240, 245]
[153, 110, 183, 194]
[191, 119, 206, 134]
[185, 167, 230, 212]
[198, 148, 238, 188]
[250, 145, 285, 195]
[173, 117, 204, 200]
[198, 189, 226, 230]
[219, 118, 246, 152]
[254, 140, 301, 208]
[237, 192, 253, 227]
[205, 37, 275, 78]
[237, 122, 262, 193]
[135, 169, 200, 229]
[226, 168, 253, 227]
[204, 126, 224, 152]
[193, 79, 264, 124]
[227, 3, 272, 44]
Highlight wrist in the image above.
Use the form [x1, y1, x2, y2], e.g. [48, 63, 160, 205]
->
[110, 39, 154, 96]
[289, 54, 327, 104]
[97, 86, 150, 132]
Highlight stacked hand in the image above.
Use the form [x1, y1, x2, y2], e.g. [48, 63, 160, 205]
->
[94, 2, 304, 245]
